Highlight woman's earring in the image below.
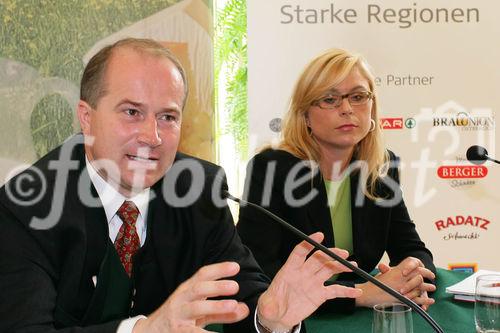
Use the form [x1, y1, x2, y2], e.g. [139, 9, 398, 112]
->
[305, 117, 312, 135]
[369, 119, 376, 132]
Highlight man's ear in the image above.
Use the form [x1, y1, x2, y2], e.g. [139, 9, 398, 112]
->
[77, 100, 92, 135]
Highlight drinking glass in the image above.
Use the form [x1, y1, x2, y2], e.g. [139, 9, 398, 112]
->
[475, 274, 500, 333]
[372, 303, 413, 333]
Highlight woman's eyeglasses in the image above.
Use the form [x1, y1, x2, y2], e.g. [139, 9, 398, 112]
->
[313, 91, 373, 109]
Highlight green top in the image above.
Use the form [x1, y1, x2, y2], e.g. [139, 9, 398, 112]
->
[324, 177, 353, 255]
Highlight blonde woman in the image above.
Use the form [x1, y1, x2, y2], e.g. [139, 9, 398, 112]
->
[237, 49, 436, 313]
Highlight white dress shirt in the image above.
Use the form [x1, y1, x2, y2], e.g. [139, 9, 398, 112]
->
[86, 157, 149, 246]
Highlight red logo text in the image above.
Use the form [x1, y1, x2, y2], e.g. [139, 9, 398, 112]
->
[437, 165, 488, 179]
[435, 215, 490, 231]
[380, 118, 403, 129]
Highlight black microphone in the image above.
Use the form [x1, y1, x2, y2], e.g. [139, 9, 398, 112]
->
[467, 145, 500, 165]
[223, 190, 444, 333]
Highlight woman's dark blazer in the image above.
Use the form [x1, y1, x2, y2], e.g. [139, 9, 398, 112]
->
[237, 148, 435, 313]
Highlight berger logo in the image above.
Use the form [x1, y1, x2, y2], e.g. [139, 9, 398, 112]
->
[434, 215, 491, 241]
[443, 156, 489, 188]
[437, 165, 488, 179]
[380, 117, 403, 129]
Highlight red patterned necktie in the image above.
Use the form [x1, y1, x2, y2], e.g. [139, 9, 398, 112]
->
[114, 200, 140, 277]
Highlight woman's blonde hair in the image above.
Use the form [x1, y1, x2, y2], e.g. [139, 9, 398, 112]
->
[278, 48, 388, 199]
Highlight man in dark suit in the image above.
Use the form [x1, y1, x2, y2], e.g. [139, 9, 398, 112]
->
[0, 38, 361, 333]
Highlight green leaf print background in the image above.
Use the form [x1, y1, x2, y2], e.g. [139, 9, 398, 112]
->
[0, 0, 210, 182]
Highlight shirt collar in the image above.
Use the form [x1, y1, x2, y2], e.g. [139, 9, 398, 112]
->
[85, 156, 150, 223]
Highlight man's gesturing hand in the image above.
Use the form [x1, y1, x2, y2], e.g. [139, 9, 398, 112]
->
[257, 232, 362, 332]
[134, 262, 249, 333]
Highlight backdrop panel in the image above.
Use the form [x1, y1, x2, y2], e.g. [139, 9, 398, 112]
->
[0, 0, 214, 186]
[248, 0, 499, 270]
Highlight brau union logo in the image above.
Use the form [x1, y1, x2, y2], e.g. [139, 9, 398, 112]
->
[432, 111, 495, 131]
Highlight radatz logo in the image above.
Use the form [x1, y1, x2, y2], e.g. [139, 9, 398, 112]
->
[434, 215, 491, 241]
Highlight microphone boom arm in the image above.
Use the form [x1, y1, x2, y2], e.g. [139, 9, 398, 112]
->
[225, 191, 444, 333]
[487, 156, 500, 164]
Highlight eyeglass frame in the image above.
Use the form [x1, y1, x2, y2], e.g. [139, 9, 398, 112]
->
[312, 91, 374, 109]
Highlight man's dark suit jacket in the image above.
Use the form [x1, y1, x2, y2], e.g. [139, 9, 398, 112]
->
[0, 135, 269, 332]
[237, 148, 435, 313]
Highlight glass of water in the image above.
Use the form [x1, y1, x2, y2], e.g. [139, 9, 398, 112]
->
[475, 274, 500, 333]
[373, 303, 413, 333]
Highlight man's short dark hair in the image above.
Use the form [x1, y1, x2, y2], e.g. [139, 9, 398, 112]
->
[80, 38, 188, 108]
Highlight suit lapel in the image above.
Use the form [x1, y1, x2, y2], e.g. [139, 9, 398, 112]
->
[82, 177, 109, 277]
[52, 162, 90, 326]
[54, 140, 102, 325]
[148, 181, 183, 294]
